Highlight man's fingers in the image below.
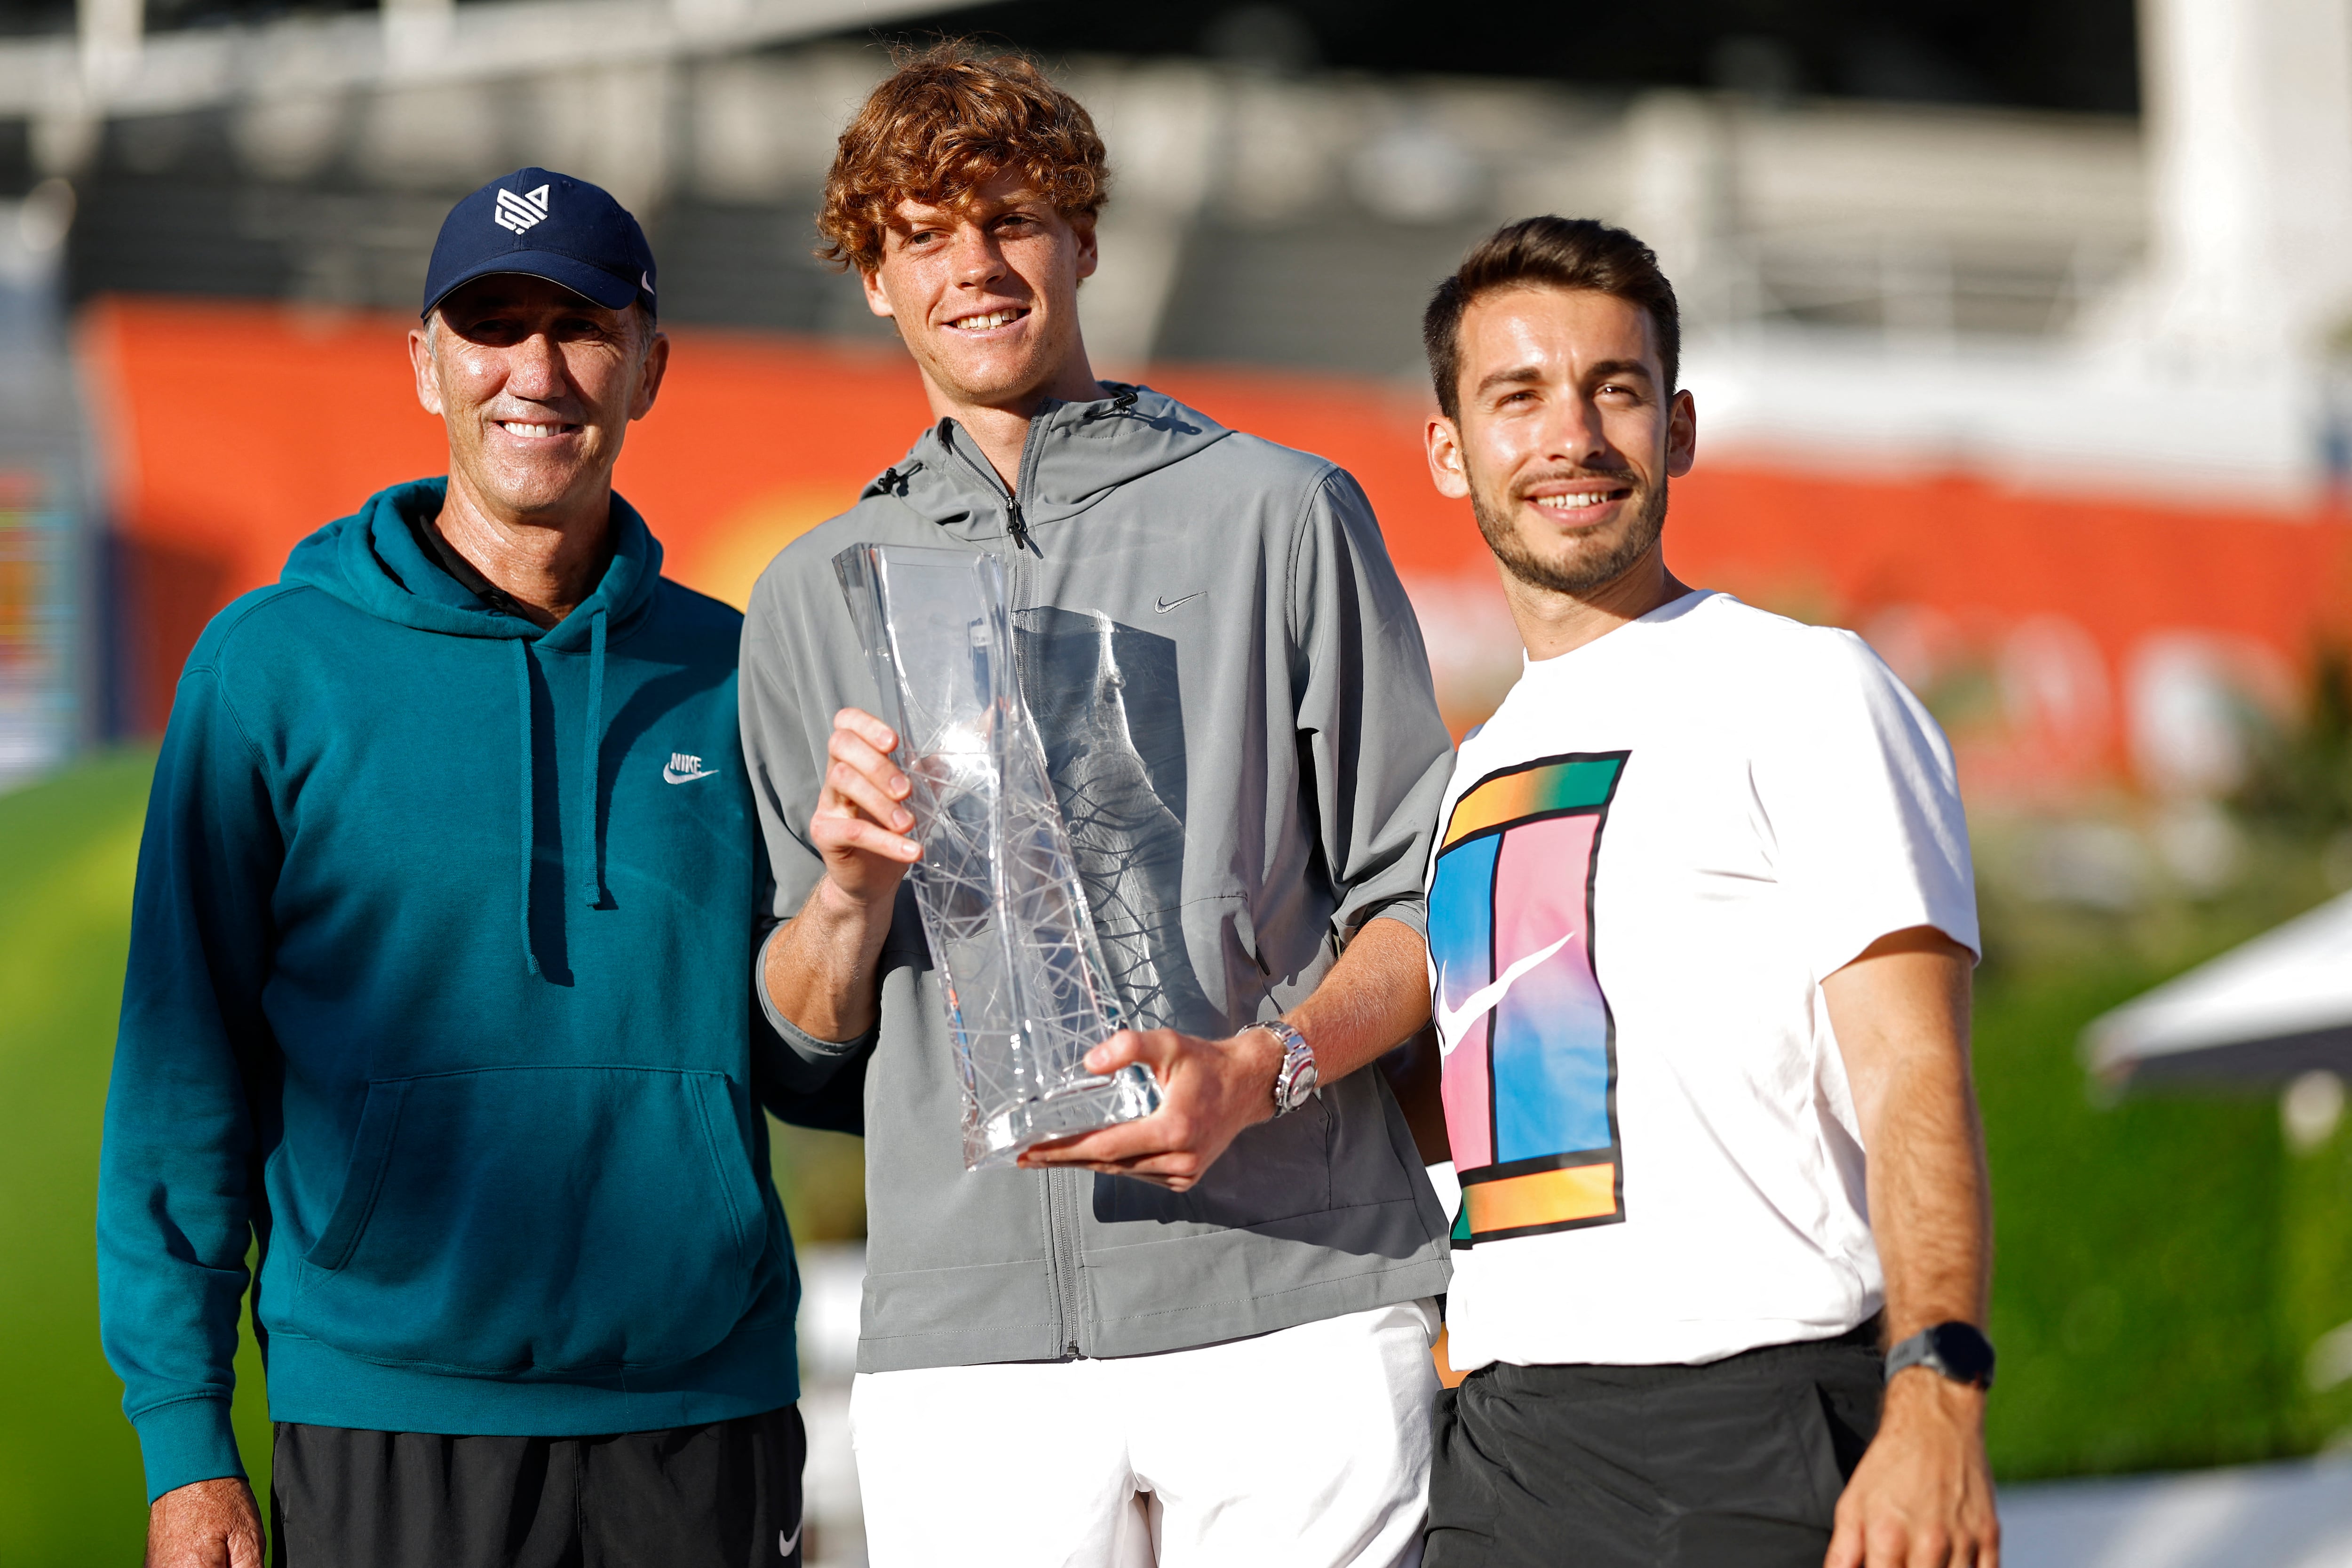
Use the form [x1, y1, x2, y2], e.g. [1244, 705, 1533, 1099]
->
[1020, 1027, 1257, 1187]
[1083, 1028, 1178, 1077]
[827, 729, 912, 800]
[147, 1479, 262, 1568]
[1824, 1512, 1866, 1568]
[224, 1483, 265, 1568]
[822, 757, 913, 832]
[1019, 1147, 1204, 1187]
[1041, 1163, 1198, 1190]
[832, 707, 900, 754]
[826, 723, 904, 780]
[1017, 1130, 1108, 1165]
[1022, 1118, 1172, 1168]
[1875, 1517, 1925, 1568]
[811, 815, 920, 862]
[1020, 1096, 1207, 1173]
[1082, 1032, 1138, 1076]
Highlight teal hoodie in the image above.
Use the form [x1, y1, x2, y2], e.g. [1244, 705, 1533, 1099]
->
[97, 479, 801, 1503]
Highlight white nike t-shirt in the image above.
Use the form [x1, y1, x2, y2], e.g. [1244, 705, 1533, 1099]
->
[1426, 590, 1978, 1370]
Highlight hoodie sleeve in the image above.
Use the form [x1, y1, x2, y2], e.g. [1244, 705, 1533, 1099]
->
[97, 664, 282, 1503]
[739, 559, 874, 1088]
[1288, 467, 1456, 945]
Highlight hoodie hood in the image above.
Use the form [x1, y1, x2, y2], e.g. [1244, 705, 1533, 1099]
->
[285, 478, 663, 972]
[281, 477, 662, 650]
[861, 383, 1233, 540]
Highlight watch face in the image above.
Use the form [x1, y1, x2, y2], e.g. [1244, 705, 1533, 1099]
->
[1927, 1323, 1996, 1386]
[1279, 1052, 1319, 1111]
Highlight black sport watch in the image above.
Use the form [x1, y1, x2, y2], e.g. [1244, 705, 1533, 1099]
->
[1884, 1321, 1995, 1390]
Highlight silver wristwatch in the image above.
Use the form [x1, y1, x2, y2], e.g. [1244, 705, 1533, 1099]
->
[1258, 1019, 1319, 1117]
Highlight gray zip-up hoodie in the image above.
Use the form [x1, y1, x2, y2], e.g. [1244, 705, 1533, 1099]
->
[741, 385, 1454, 1371]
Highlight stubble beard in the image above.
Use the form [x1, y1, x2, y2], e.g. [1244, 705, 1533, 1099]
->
[1471, 473, 1670, 597]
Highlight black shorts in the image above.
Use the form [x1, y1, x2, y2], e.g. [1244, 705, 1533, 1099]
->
[1425, 1326, 1883, 1568]
[269, 1403, 805, 1568]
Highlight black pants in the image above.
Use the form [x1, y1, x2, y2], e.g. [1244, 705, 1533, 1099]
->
[269, 1404, 805, 1568]
[1425, 1327, 1883, 1568]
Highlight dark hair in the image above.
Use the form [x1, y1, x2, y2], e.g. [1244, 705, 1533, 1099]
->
[817, 40, 1110, 274]
[1422, 216, 1680, 420]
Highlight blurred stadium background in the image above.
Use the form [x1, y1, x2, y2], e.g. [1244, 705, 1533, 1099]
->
[3, 0, 2352, 1563]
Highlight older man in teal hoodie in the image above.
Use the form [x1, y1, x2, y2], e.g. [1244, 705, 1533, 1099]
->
[98, 171, 810, 1568]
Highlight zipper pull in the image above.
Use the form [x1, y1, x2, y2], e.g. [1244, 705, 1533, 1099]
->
[1008, 499, 1029, 552]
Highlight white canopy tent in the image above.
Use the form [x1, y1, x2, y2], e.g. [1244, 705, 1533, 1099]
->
[2084, 891, 2352, 1085]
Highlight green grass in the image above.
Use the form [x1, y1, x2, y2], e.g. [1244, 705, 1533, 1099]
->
[2280, 1117, 2352, 1448]
[0, 751, 270, 1565]
[1978, 963, 2299, 1477]
[1967, 811, 2352, 1477]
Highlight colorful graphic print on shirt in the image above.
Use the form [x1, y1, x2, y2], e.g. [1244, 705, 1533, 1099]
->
[1429, 751, 1628, 1245]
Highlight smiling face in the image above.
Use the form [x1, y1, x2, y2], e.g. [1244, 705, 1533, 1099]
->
[1426, 285, 1696, 598]
[408, 274, 667, 525]
[860, 166, 1099, 414]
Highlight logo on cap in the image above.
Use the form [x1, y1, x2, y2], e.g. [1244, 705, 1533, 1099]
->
[493, 184, 552, 235]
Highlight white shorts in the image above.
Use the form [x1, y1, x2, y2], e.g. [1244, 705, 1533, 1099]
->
[850, 1298, 1442, 1568]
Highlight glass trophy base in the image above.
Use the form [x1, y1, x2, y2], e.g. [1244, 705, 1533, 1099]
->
[972, 1064, 1166, 1170]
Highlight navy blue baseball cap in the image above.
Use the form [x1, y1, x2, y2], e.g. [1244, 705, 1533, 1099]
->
[421, 167, 657, 320]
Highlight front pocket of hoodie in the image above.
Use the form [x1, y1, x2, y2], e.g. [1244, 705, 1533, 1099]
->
[292, 1066, 763, 1376]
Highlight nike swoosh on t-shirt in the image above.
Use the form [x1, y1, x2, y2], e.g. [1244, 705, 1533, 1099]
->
[1435, 930, 1580, 1054]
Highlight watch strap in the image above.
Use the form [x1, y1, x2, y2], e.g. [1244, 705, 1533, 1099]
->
[1258, 1019, 1318, 1116]
[1885, 1321, 1996, 1390]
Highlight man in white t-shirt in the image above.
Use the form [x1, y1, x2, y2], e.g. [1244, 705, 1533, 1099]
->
[1413, 215, 1999, 1568]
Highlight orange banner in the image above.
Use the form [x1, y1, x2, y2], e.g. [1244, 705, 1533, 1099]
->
[83, 296, 2352, 796]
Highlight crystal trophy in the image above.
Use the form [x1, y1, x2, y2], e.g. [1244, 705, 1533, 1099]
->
[834, 543, 1164, 1170]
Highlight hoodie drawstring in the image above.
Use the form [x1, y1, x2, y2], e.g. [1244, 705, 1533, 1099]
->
[514, 606, 611, 976]
[578, 605, 609, 908]
[1077, 386, 1140, 423]
[512, 639, 541, 978]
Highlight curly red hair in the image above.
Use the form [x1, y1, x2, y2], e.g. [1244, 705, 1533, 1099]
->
[816, 43, 1111, 274]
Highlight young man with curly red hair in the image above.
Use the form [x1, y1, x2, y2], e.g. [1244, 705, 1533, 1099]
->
[739, 46, 1454, 1568]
